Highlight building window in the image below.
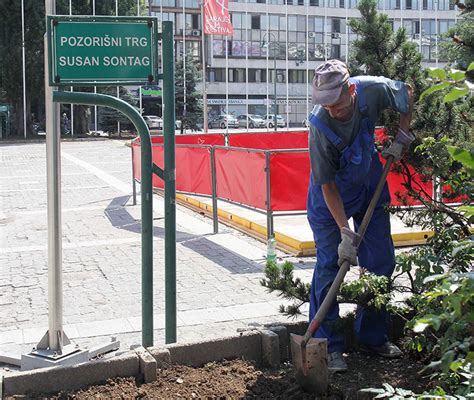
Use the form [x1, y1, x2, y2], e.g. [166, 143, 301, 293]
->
[310, 0, 319, 5]
[332, 19, 341, 33]
[251, 15, 260, 29]
[413, 20, 420, 34]
[331, 44, 341, 59]
[298, 0, 305, 4]
[247, 69, 267, 82]
[228, 68, 246, 83]
[406, 0, 412, 8]
[209, 68, 225, 82]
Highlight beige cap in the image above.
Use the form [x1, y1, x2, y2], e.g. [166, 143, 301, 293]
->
[312, 59, 350, 105]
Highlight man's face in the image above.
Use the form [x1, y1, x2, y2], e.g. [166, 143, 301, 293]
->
[323, 84, 355, 122]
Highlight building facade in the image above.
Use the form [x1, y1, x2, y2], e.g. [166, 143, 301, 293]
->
[151, 0, 457, 127]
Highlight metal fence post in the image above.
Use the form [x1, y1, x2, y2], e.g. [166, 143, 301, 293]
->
[265, 151, 274, 239]
[210, 146, 218, 234]
[162, 21, 177, 344]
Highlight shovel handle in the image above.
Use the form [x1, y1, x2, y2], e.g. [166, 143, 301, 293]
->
[301, 156, 394, 348]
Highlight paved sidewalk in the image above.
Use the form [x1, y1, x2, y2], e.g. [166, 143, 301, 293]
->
[1, 139, 329, 365]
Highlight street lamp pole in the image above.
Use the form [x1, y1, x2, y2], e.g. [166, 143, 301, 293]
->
[262, 33, 278, 132]
[273, 47, 277, 132]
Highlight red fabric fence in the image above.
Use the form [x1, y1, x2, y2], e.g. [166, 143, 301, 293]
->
[215, 148, 267, 210]
[228, 131, 308, 149]
[132, 130, 440, 213]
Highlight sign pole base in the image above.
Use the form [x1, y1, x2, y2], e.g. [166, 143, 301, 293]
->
[0, 333, 120, 371]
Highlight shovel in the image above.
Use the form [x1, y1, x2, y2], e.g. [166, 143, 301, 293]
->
[291, 155, 395, 394]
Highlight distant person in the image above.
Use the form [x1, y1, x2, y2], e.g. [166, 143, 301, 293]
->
[62, 113, 70, 134]
[306, 60, 414, 372]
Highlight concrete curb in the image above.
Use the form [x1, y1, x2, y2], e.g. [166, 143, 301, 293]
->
[2, 352, 139, 397]
[1, 330, 274, 397]
[1, 318, 405, 397]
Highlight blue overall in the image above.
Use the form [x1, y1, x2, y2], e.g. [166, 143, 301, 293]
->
[307, 80, 395, 353]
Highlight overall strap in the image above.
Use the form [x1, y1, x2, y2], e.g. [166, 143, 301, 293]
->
[352, 78, 369, 116]
[308, 112, 347, 153]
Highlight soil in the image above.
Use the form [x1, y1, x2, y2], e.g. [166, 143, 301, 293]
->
[21, 352, 429, 400]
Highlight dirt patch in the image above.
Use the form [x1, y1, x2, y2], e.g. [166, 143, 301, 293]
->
[23, 352, 428, 399]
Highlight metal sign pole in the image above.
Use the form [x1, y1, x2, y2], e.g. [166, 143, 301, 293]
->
[44, 0, 63, 353]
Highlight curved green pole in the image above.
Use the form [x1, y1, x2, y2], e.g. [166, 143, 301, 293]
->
[53, 91, 154, 348]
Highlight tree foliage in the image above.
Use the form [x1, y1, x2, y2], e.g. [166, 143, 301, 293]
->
[0, 0, 45, 136]
[174, 53, 203, 132]
[439, 0, 474, 72]
[0, 0, 142, 136]
[348, 0, 425, 133]
[97, 86, 139, 134]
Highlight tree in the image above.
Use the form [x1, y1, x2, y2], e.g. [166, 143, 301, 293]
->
[348, 0, 425, 132]
[174, 53, 203, 133]
[440, 0, 474, 71]
[0, 0, 45, 136]
[98, 86, 138, 134]
[0, 0, 141, 137]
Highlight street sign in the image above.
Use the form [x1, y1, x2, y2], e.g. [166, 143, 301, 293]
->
[47, 16, 159, 86]
[141, 85, 162, 97]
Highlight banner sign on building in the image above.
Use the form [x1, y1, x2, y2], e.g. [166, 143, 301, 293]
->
[47, 16, 159, 86]
[203, 0, 234, 36]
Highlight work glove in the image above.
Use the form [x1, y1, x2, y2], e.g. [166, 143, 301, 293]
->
[382, 128, 415, 161]
[337, 227, 360, 267]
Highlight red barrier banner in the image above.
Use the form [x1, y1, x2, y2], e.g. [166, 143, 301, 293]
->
[132, 140, 142, 181]
[215, 148, 267, 210]
[270, 152, 310, 211]
[151, 133, 225, 146]
[151, 145, 213, 195]
[228, 131, 308, 150]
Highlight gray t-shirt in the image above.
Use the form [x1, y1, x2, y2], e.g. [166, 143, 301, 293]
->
[309, 76, 409, 185]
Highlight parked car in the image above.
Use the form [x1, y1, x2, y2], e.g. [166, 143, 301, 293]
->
[208, 114, 239, 129]
[263, 114, 286, 128]
[143, 115, 163, 129]
[236, 114, 266, 128]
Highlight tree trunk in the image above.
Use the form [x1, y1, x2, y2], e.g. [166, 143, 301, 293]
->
[73, 105, 90, 135]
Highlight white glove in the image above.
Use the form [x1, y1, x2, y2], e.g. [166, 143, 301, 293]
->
[382, 128, 415, 161]
[337, 227, 360, 267]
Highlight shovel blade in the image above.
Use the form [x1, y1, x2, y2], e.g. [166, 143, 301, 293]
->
[290, 334, 328, 395]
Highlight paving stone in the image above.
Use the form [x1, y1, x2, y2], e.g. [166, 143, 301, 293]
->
[0, 140, 326, 370]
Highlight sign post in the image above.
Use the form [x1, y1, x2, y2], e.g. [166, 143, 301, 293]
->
[0, 13, 176, 370]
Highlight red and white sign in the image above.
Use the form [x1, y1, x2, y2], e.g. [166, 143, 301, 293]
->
[204, 0, 234, 36]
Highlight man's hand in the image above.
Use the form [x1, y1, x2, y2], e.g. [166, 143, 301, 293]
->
[382, 128, 415, 161]
[337, 227, 360, 267]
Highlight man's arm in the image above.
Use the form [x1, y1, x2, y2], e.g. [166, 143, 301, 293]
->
[399, 83, 414, 132]
[321, 181, 349, 230]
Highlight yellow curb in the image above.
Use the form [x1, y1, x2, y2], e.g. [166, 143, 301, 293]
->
[175, 193, 469, 256]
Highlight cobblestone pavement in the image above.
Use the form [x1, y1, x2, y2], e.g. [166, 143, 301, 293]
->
[1, 139, 321, 363]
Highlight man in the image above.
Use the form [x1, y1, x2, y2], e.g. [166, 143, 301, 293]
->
[307, 60, 414, 372]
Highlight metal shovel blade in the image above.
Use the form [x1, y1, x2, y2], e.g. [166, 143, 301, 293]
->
[290, 334, 329, 394]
